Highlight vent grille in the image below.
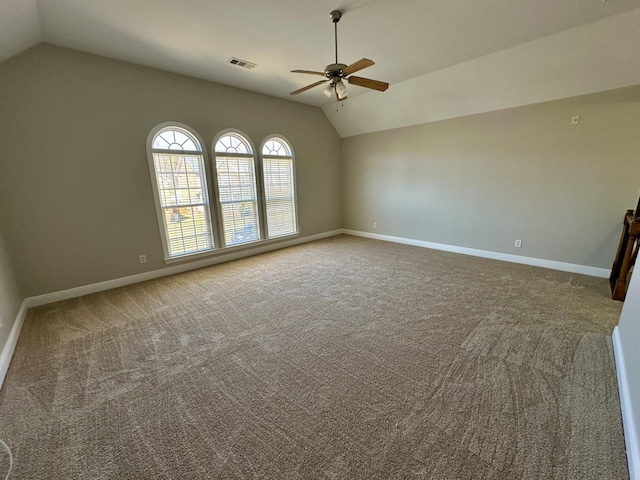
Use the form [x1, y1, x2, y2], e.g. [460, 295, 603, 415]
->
[227, 58, 256, 70]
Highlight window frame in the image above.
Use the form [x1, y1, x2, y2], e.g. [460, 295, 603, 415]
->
[146, 122, 215, 260]
[146, 124, 300, 264]
[259, 135, 299, 239]
[212, 129, 262, 248]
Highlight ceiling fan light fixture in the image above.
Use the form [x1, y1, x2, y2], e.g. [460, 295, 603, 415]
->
[335, 80, 347, 99]
[323, 83, 334, 98]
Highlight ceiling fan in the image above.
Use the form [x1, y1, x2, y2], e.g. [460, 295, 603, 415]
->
[290, 10, 389, 101]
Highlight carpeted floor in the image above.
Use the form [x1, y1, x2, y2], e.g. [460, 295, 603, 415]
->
[0, 235, 629, 479]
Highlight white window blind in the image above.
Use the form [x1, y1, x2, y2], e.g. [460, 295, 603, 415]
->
[262, 138, 297, 238]
[214, 134, 260, 247]
[150, 127, 214, 257]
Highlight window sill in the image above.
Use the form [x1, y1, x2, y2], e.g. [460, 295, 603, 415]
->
[163, 232, 300, 264]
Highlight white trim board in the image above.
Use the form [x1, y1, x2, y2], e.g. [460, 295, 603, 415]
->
[24, 230, 343, 308]
[613, 327, 639, 480]
[2, 228, 609, 392]
[342, 230, 611, 278]
[0, 301, 29, 388]
[21, 228, 610, 310]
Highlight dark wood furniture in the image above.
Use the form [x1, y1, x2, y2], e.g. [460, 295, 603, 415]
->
[610, 210, 640, 301]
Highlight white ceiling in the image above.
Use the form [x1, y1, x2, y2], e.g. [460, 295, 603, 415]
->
[2, 0, 640, 109]
[325, 7, 640, 136]
[2, 1, 640, 137]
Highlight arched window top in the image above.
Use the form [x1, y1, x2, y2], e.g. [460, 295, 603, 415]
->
[153, 127, 201, 152]
[262, 137, 292, 157]
[215, 132, 252, 154]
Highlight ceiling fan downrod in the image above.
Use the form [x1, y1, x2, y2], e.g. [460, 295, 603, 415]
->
[331, 10, 341, 66]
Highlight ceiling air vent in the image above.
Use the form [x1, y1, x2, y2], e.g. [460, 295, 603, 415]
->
[227, 58, 256, 70]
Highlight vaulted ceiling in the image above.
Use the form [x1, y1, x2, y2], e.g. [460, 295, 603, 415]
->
[2, 0, 640, 136]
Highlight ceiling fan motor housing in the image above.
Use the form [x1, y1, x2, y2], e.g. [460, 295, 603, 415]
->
[325, 63, 347, 80]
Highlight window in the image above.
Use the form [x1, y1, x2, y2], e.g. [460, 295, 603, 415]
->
[213, 132, 260, 247]
[148, 125, 214, 258]
[147, 125, 299, 261]
[261, 137, 298, 238]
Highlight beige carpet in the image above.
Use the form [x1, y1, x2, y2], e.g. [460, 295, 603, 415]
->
[0, 235, 629, 479]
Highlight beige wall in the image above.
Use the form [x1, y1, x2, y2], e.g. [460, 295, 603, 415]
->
[1, 45, 638, 295]
[342, 86, 640, 269]
[0, 44, 342, 297]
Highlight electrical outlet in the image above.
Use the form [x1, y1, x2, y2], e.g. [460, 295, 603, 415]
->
[139, 254, 147, 264]
[373, 222, 377, 229]
[514, 239, 522, 248]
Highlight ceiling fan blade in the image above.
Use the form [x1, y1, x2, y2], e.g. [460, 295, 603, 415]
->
[347, 76, 389, 92]
[342, 58, 374, 76]
[290, 80, 328, 95]
[291, 69, 326, 76]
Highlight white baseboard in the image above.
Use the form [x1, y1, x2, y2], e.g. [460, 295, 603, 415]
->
[24, 230, 343, 308]
[0, 300, 29, 389]
[613, 327, 639, 480]
[343, 230, 610, 278]
[2, 228, 611, 392]
[0, 230, 342, 390]
[20, 228, 610, 310]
